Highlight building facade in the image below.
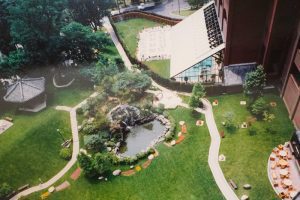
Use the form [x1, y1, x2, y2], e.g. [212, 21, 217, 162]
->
[214, 0, 300, 129]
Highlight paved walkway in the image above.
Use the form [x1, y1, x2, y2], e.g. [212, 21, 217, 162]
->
[104, 19, 239, 200]
[11, 93, 98, 200]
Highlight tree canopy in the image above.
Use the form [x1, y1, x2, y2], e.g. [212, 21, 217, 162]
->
[60, 22, 111, 62]
[244, 65, 266, 98]
[68, 0, 114, 30]
[189, 82, 205, 109]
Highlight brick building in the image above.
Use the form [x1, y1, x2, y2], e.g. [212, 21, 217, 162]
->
[214, 0, 300, 129]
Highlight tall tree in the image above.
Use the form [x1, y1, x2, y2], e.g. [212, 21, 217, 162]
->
[6, 0, 67, 64]
[68, 0, 114, 30]
[244, 65, 266, 99]
[0, 0, 11, 55]
[60, 22, 111, 62]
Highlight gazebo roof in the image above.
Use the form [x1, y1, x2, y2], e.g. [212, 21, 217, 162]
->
[3, 77, 45, 103]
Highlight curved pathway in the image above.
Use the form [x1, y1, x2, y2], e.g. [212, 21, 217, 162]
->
[11, 92, 98, 200]
[104, 18, 239, 200]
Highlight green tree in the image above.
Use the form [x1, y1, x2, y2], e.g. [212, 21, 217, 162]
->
[0, 182, 12, 199]
[6, 0, 67, 64]
[68, 0, 114, 30]
[0, 49, 29, 77]
[250, 97, 269, 118]
[188, 95, 198, 109]
[223, 112, 237, 132]
[189, 82, 205, 109]
[93, 153, 114, 175]
[187, 0, 208, 9]
[85, 135, 106, 152]
[60, 22, 111, 62]
[78, 153, 97, 178]
[113, 71, 152, 95]
[0, 0, 11, 55]
[59, 148, 72, 160]
[244, 65, 266, 98]
[80, 56, 119, 84]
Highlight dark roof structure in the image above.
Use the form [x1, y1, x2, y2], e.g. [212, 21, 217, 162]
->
[3, 77, 45, 103]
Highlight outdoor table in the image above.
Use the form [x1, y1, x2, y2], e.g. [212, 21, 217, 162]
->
[290, 191, 298, 198]
[279, 150, 287, 157]
[278, 159, 288, 168]
[283, 179, 293, 187]
[279, 169, 289, 177]
[278, 144, 284, 150]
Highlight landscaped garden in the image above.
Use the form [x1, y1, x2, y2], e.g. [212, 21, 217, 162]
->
[212, 93, 294, 199]
[27, 107, 225, 200]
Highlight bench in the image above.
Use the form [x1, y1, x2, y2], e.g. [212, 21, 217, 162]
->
[229, 179, 238, 190]
[6, 190, 16, 199]
[18, 184, 29, 192]
[5, 117, 13, 122]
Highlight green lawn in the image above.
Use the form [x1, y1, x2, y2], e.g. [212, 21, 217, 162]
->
[145, 59, 170, 78]
[114, 18, 162, 58]
[0, 109, 71, 188]
[210, 93, 294, 199]
[28, 107, 224, 200]
[0, 80, 94, 189]
[172, 9, 196, 17]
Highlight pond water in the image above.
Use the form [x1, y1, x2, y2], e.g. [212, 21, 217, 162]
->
[119, 119, 165, 157]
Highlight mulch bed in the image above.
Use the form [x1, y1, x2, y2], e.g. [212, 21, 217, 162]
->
[55, 181, 70, 192]
[142, 160, 152, 169]
[70, 167, 81, 181]
[121, 169, 136, 176]
[176, 135, 185, 144]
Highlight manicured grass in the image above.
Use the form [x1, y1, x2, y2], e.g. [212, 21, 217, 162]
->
[114, 18, 162, 57]
[172, 9, 196, 17]
[0, 109, 71, 188]
[210, 93, 294, 199]
[0, 80, 94, 189]
[29, 107, 224, 200]
[144, 59, 170, 78]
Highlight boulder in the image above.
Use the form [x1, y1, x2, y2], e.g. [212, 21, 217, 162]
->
[170, 140, 176, 146]
[112, 169, 121, 176]
[148, 154, 154, 160]
[240, 195, 249, 200]
[130, 165, 134, 169]
[107, 147, 112, 152]
[243, 184, 251, 190]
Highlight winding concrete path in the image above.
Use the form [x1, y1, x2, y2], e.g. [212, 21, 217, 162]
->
[11, 92, 98, 200]
[104, 18, 239, 200]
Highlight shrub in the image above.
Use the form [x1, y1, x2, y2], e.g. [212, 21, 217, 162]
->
[155, 103, 165, 114]
[0, 183, 12, 199]
[263, 111, 275, 122]
[244, 65, 266, 98]
[85, 135, 106, 152]
[248, 126, 257, 136]
[223, 112, 237, 132]
[59, 148, 72, 160]
[81, 123, 98, 135]
[250, 97, 269, 118]
[265, 125, 277, 135]
[76, 107, 83, 115]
